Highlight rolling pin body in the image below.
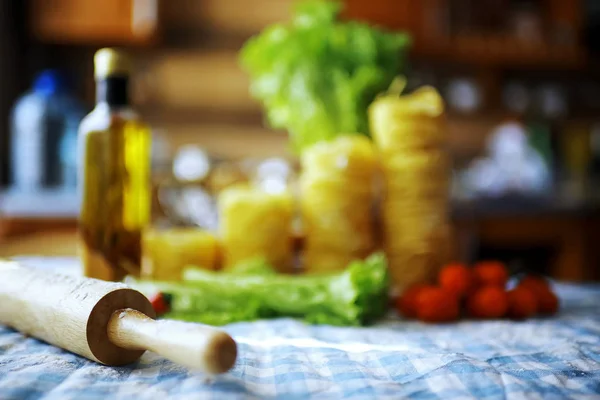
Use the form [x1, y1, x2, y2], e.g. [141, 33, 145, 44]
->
[0, 260, 237, 373]
[0, 259, 154, 365]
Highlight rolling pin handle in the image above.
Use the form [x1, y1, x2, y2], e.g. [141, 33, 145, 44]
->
[107, 309, 237, 374]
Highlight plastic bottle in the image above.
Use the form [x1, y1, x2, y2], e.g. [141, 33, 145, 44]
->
[10, 70, 85, 192]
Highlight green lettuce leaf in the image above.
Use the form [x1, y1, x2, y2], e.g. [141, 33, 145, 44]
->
[129, 253, 389, 326]
[239, 0, 410, 152]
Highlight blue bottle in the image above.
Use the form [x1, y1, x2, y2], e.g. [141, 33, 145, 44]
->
[10, 70, 86, 192]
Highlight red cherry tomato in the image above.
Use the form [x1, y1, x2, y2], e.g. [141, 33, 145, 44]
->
[149, 292, 171, 316]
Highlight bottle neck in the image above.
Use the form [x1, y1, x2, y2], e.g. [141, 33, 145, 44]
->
[96, 76, 129, 108]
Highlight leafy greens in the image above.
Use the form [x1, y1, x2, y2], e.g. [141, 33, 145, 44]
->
[130, 253, 390, 326]
[239, 0, 410, 152]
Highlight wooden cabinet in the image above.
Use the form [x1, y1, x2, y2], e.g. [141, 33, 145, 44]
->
[343, 0, 586, 68]
[343, 0, 446, 50]
[30, 0, 160, 45]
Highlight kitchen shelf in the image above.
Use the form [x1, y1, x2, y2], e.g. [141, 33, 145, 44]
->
[413, 37, 587, 70]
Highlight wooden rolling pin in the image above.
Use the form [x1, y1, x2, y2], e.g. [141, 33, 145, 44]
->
[0, 259, 237, 374]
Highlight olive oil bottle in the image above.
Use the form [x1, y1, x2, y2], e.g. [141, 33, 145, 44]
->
[78, 48, 151, 281]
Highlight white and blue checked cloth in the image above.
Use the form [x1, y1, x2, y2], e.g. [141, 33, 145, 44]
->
[1, 257, 599, 399]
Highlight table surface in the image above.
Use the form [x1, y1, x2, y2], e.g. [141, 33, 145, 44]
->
[0, 231, 77, 258]
[1, 257, 600, 400]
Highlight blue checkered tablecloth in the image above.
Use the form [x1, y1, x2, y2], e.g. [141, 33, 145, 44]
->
[1, 258, 599, 399]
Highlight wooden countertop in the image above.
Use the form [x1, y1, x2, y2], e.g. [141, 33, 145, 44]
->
[1, 212, 598, 282]
[0, 230, 78, 258]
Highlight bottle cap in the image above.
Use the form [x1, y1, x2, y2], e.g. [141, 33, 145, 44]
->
[94, 48, 131, 79]
[33, 70, 67, 95]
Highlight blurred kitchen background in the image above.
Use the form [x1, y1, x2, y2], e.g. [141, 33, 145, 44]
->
[1, 0, 600, 281]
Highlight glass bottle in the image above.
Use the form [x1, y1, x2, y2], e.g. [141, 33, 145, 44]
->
[78, 48, 151, 281]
